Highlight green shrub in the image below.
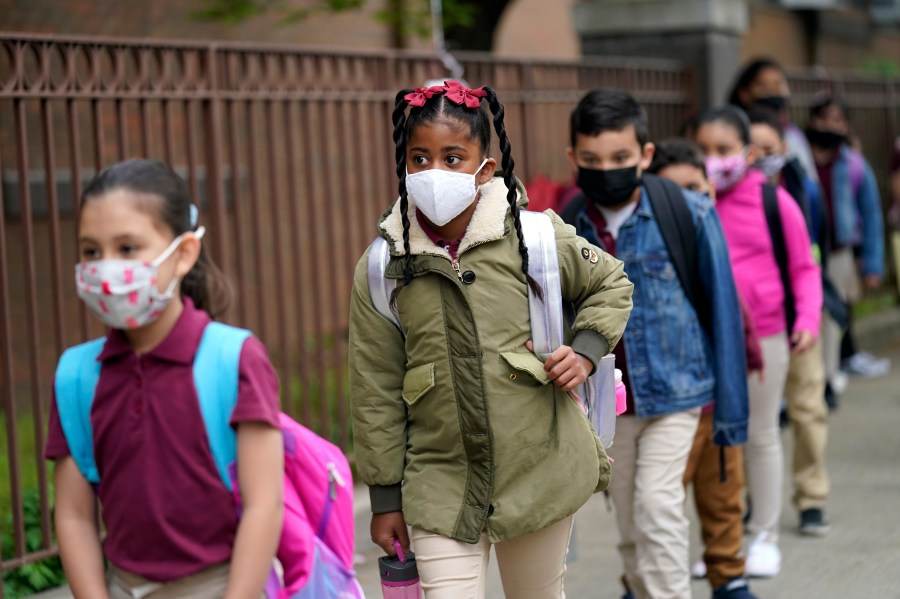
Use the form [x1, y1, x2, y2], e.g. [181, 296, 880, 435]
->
[2, 488, 66, 598]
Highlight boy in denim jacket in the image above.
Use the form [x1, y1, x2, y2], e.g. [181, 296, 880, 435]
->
[560, 89, 749, 599]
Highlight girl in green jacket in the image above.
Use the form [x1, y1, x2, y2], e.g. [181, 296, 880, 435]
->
[349, 81, 633, 599]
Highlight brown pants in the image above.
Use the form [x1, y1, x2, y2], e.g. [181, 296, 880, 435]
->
[682, 413, 746, 589]
[107, 563, 264, 599]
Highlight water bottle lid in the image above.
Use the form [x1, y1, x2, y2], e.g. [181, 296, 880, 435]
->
[378, 552, 419, 582]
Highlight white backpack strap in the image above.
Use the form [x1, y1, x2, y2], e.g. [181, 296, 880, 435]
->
[519, 211, 565, 361]
[366, 237, 401, 332]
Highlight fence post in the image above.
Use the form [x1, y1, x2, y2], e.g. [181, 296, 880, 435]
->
[203, 44, 229, 286]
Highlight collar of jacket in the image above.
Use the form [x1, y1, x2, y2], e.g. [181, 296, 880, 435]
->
[378, 176, 526, 259]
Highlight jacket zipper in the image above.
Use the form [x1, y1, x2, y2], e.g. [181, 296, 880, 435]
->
[446, 245, 463, 281]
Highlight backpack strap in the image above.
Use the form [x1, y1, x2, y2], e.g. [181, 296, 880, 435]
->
[560, 193, 587, 228]
[193, 322, 252, 492]
[54, 338, 106, 484]
[643, 174, 709, 329]
[762, 183, 797, 334]
[519, 211, 565, 361]
[366, 237, 401, 332]
[846, 148, 865, 194]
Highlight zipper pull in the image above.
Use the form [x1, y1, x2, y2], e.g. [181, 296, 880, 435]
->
[327, 462, 345, 501]
[445, 245, 464, 282]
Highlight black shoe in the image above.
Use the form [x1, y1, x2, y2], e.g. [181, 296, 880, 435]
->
[799, 508, 831, 536]
[779, 406, 790, 429]
[824, 383, 839, 411]
[712, 577, 758, 599]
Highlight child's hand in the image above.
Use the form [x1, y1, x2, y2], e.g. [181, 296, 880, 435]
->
[790, 330, 815, 355]
[371, 511, 410, 556]
[525, 340, 592, 392]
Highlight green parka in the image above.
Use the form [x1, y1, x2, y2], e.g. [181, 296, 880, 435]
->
[349, 177, 633, 543]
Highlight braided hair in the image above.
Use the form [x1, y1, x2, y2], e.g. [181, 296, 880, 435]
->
[389, 82, 542, 307]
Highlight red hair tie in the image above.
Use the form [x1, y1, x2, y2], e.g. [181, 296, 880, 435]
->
[443, 80, 487, 108]
[404, 85, 445, 107]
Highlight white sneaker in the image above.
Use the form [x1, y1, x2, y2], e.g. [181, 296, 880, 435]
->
[745, 533, 781, 578]
[691, 558, 707, 579]
[843, 351, 891, 378]
[830, 370, 849, 395]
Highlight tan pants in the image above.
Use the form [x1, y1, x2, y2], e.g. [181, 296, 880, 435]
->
[745, 334, 790, 541]
[683, 413, 746, 589]
[785, 337, 829, 511]
[108, 563, 261, 599]
[607, 408, 701, 599]
[410, 516, 574, 599]
[821, 247, 860, 383]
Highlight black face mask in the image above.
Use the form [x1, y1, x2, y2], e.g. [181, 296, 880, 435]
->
[806, 127, 846, 150]
[577, 165, 642, 208]
[754, 95, 788, 111]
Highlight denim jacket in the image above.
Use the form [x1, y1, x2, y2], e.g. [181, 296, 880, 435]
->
[570, 188, 748, 446]
[830, 145, 884, 277]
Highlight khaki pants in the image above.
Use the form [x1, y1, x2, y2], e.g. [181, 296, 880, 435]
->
[682, 413, 746, 589]
[607, 408, 701, 599]
[411, 516, 574, 599]
[785, 337, 829, 511]
[108, 563, 251, 599]
[745, 334, 790, 541]
[821, 247, 861, 383]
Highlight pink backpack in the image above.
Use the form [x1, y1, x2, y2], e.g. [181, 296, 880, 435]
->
[232, 414, 362, 598]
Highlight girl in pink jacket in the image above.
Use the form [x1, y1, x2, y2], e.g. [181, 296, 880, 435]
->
[694, 106, 822, 580]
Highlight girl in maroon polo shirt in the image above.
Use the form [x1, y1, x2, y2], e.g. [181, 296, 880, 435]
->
[46, 159, 283, 598]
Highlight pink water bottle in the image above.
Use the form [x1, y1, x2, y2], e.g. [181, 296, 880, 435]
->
[379, 539, 421, 598]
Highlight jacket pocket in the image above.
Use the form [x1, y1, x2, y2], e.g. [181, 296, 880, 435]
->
[640, 256, 677, 281]
[402, 363, 435, 406]
[500, 352, 551, 385]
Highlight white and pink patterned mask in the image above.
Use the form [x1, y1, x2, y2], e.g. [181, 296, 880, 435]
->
[705, 152, 749, 194]
[75, 227, 205, 330]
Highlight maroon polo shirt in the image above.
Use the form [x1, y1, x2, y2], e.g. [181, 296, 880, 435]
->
[45, 297, 281, 582]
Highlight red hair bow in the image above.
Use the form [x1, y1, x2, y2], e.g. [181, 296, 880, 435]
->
[404, 85, 445, 107]
[443, 80, 487, 108]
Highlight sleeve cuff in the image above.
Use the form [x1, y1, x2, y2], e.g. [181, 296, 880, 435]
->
[369, 483, 403, 514]
[571, 330, 610, 374]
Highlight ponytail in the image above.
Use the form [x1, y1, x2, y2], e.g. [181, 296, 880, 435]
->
[181, 245, 233, 320]
[390, 89, 414, 310]
[483, 87, 543, 302]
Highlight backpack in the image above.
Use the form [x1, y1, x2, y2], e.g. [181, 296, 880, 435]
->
[762, 183, 850, 332]
[366, 213, 620, 448]
[54, 322, 364, 599]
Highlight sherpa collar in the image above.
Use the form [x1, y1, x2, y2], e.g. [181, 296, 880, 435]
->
[378, 176, 524, 260]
